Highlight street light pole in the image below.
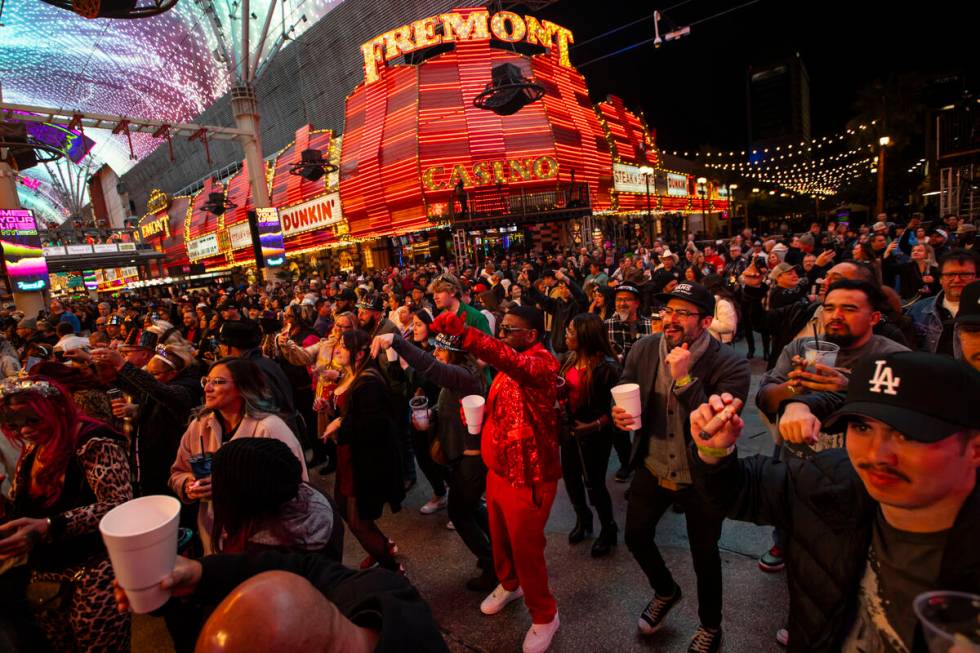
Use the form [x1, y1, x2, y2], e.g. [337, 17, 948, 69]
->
[876, 136, 891, 217]
[728, 183, 738, 238]
[697, 176, 707, 239]
[639, 165, 654, 243]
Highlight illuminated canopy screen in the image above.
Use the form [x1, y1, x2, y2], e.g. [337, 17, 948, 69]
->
[0, 209, 50, 292]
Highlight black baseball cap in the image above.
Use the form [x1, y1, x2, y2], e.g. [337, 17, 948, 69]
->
[614, 285, 642, 298]
[656, 282, 715, 315]
[356, 293, 384, 312]
[337, 288, 358, 302]
[218, 320, 262, 350]
[825, 352, 980, 442]
[955, 280, 980, 326]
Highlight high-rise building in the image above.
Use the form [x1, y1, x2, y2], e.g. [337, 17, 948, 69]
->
[746, 53, 811, 149]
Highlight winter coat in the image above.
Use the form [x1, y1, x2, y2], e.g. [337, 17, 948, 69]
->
[169, 412, 308, 553]
[692, 448, 980, 653]
[336, 367, 405, 520]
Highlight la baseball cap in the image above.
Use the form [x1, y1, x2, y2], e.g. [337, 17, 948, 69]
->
[825, 352, 980, 442]
[656, 282, 715, 315]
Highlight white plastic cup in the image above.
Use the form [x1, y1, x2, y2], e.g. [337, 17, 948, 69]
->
[99, 495, 181, 614]
[461, 395, 486, 435]
[803, 338, 840, 369]
[913, 591, 980, 653]
[385, 347, 399, 362]
[611, 383, 642, 430]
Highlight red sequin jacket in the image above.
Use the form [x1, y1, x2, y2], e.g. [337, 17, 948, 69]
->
[462, 327, 561, 488]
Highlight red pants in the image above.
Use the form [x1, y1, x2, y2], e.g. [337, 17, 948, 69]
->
[486, 471, 558, 624]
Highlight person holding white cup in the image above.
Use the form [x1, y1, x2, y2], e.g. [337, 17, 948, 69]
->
[611, 282, 750, 652]
[0, 376, 133, 652]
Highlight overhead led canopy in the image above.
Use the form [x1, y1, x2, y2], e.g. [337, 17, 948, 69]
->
[1, 0, 348, 219]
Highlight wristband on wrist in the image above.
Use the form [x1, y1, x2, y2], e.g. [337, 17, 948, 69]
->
[697, 443, 735, 458]
[675, 374, 693, 388]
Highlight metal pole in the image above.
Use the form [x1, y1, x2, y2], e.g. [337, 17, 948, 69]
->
[645, 174, 652, 244]
[876, 145, 886, 216]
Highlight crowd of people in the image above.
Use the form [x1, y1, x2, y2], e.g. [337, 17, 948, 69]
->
[0, 211, 978, 653]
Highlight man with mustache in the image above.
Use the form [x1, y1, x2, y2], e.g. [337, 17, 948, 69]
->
[611, 282, 749, 653]
[689, 352, 980, 653]
[754, 280, 908, 582]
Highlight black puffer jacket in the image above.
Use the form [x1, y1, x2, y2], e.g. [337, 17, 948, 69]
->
[692, 448, 980, 653]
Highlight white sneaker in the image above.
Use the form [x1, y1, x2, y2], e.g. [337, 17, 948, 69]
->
[446, 520, 456, 530]
[523, 613, 560, 653]
[420, 495, 448, 515]
[480, 584, 524, 615]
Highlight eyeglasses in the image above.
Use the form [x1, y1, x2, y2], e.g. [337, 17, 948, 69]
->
[200, 377, 231, 389]
[660, 307, 703, 319]
[940, 272, 976, 279]
[499, 325, 531, 335]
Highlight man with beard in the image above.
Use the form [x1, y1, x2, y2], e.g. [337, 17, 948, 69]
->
[754, 280, 908, 582]
[355, 293, 399, 338]
[611, 282, 749, 653]
[759, 280, 909, 457]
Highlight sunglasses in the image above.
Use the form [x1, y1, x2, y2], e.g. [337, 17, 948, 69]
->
[499, 325, 531, 335]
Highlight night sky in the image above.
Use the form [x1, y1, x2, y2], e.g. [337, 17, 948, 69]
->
[536, 0, 977, 155]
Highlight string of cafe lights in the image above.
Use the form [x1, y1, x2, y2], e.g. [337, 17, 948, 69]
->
[663, 120, 880, 161]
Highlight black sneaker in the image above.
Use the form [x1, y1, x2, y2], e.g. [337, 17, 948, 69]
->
[688, 626, 722, 653]
[465, 567, 499, 592]
[614, 467, 631, 483]
[637, 584, 682, 635]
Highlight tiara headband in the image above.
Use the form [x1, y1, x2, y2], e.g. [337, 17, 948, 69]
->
[0, 378, 61, 399]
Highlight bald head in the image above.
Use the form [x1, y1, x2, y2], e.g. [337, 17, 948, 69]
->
[196, 571, 377, 653]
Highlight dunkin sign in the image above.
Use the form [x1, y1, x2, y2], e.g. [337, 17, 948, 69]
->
[279, 193, 343, 237]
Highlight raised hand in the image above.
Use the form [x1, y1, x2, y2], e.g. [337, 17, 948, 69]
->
[689, 394, 744, 462]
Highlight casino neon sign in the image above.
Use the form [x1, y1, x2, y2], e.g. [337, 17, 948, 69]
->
[422, 156, 559, 191]
[360, 9, 574, 84]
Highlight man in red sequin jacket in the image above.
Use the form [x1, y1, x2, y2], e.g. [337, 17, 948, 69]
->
[432, 304, 562, 652]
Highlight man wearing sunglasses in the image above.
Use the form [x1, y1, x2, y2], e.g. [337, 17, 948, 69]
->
[611, 282, 749, 653]
[430, 304, 561, 653]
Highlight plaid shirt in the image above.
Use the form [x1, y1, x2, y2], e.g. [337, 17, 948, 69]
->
[605, 316, 654, 361]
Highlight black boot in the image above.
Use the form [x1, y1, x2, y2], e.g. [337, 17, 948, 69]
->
[465, 565, 498, 592]
[591, 522, 618, 558]
[568, 510, 593, 544]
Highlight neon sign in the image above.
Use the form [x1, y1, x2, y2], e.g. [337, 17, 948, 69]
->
[0, 209, 50, 292]
[422, 156, 559, 191]
[360, 9, 574, 84]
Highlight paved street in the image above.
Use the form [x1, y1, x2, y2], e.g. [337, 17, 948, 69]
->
[134, 342, 790, 652]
